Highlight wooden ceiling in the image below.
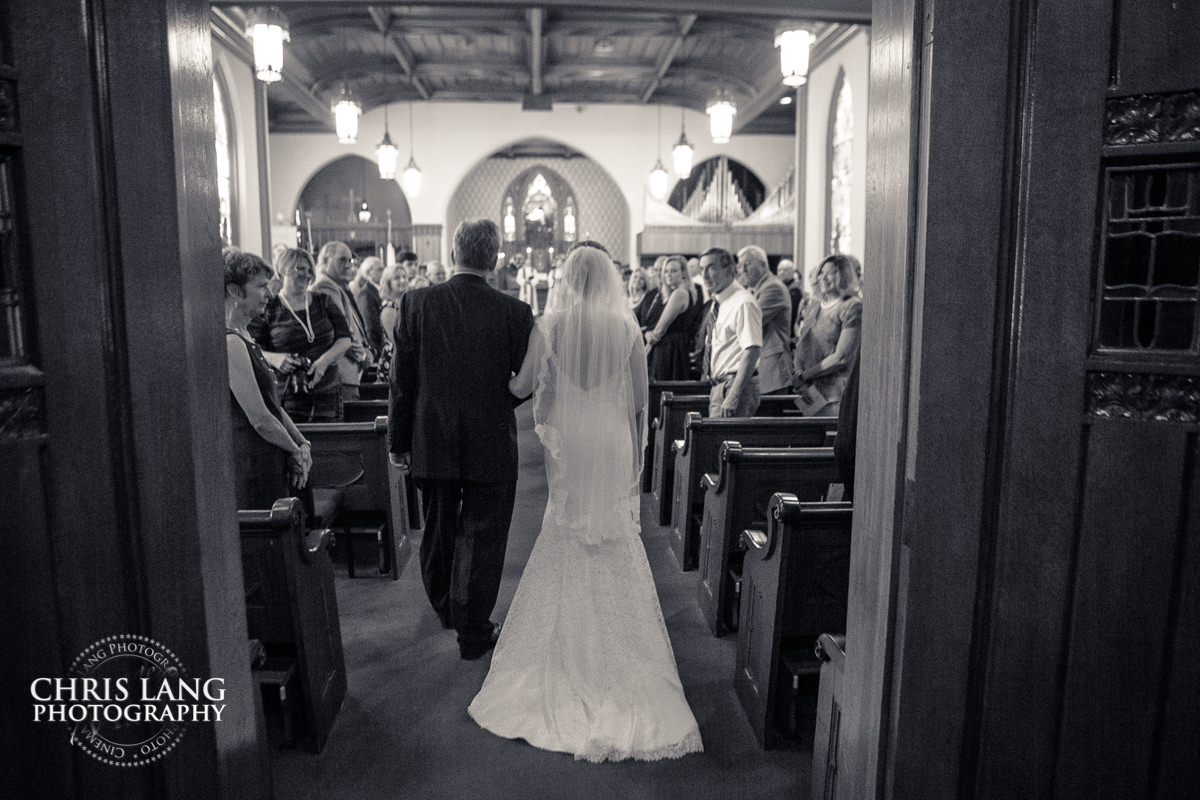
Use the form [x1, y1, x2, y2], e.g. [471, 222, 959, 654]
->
[212, 2, 869, 136]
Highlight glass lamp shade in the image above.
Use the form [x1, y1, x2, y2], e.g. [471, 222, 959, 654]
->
[332, 92, 361, 144]
[776, 29, 814, 87]
[706, 96, 736, 144]
[402, 157, 422, 198]
[672, 131, 694, 179]
[245, 8, 289, 83]
[376, 131, 398, 180]
[648, 158, 670, 201]
[358, 201, 372, 224]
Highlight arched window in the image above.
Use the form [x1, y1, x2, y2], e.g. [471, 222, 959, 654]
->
[826, 70, 853, 256]
[213, 67, 236, 247]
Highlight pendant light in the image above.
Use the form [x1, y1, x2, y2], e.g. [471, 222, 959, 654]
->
[672, 104, 694, 179]
[376, 105, 398, 179]
[332, 83, 361, 144]
[244, 7, 289, 83]
[648, 106, 670, 200]
[401, 99, 422, 198]
[707, 24, 736, 144]
[775, 27, 814, 87]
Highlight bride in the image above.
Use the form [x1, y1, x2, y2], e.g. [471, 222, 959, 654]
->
[468, 241, 703, 763]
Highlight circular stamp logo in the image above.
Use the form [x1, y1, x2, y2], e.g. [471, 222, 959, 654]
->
[29, 634, 227, 767]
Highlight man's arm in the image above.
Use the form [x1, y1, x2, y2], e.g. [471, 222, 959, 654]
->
[388, 295, 417, 457]
[719, 346, 761, 417]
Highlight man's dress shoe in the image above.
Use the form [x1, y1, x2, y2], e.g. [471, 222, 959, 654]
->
[460, 623, 501, 660]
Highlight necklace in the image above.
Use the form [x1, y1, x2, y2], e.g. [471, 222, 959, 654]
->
[280, 291, 315, 343]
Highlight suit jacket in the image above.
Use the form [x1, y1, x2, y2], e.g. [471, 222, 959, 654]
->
[311, 274, 371, 386]
[750, 272, 794, 393]
[389, 273, 535, 482]
[353, 280, 384, 356]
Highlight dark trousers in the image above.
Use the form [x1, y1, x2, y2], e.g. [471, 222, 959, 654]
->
[415, 477, 517, 649]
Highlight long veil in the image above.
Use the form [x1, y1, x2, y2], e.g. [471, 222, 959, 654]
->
[533, 245, 647, 545]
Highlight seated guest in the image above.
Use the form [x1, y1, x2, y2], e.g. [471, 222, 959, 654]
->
[250, 248, 352, 422]
[352, 256, 386, 359]
[225, 249, 311, 507]
[645, 255, 701, 381]
[376, 263, 408, 379]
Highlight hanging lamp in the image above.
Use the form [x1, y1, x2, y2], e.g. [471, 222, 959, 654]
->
[332, 83, 361, 144]
[707, 25, 736, 144]
[244, 7, 289, 83]
[377, 104, 398, 179]
[649, 106, 670, 200]
[402, 99, 422, 198]
[775, 27, 814, 87]
[672, 104, 694, 179]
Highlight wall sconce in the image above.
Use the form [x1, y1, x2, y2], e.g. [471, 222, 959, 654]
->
[244, 7, 289, 83]
[775, 27, 814, 87]
[332, 84, 361, 144]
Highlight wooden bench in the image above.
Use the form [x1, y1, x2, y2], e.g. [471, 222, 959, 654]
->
[734, 496, 852, 749]
[651, 393, 805, 525]
[669, 413, 838, 572]
[355, 382, 389, 401]
[696, 444, 842, 634]
[342, 398, 389, 422]
[812, 633, 847, 795]
[298, 416, 411, 580]
[643, 380, 711, 492]
[239, 497, 347, 753]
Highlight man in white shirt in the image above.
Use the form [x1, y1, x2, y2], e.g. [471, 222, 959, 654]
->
[737, 245, 792, 394]
[700, 247, 762, 417]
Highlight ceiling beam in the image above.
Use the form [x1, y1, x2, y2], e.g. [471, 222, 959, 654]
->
[527, 8, 545, 95]
[210, 7, 334, 131]
[640, 14, 696, 103]
[366, 6, 432, 100]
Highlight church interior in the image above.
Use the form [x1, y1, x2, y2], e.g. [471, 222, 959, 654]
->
[2, 1, 1198, 798]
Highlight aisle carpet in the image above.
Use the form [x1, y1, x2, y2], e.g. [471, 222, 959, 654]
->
[270, 404, 810, 799]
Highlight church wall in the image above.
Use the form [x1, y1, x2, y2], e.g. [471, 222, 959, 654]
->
[803, 27, 871, 285]
[212, 37, 266, 256]
[267, 103, 794, 263]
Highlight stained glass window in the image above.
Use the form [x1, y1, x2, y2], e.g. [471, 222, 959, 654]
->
[213, 72, 234, 248]
[828, 74, 853, 256]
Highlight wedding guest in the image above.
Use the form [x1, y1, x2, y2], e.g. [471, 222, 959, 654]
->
[644, 255, 701, 381]
[250, 248, 351, 422]
[793, 254, 863, 416]
[627, 267, 650, 311]
[376, 263, 408, 378]
[352, 256, 386, 358]
[737, 245, 792, 394]
[427, 261, 448, 284]
[701, 247, 761, 417]
[312, 241, 373, 397]
[224, 248, 311, 507]
[777, 258, 804, 330]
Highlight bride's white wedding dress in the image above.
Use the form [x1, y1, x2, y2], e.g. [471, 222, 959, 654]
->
[468, 250, 703, 763]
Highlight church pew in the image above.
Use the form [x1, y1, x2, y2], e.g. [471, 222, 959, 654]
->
[734, 496, 852, 749]
[669, 413, 838, 572]
[342, 398, 389, 422]
[651, 393, 805, 525]
[355, 382, 389, 401]
[696, 444, 842, 635]
[811, 633, 847, 794]
[297, 416, 411, 580]
[239, 497, 347, 753]
[643, 380, 711, 492]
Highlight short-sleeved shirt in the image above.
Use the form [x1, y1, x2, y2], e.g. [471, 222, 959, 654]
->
[709, 281, 762, 380]
[248, 291, 351, 364]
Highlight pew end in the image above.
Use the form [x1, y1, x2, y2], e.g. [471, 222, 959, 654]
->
[812, 633, 847, 799]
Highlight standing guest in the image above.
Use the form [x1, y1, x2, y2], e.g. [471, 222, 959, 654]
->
[644, 255, 700, 381]
[636, 256, 667, 336]
[398, 250, 420, 281]
[375, 263, 408, 380]
[627, 267, 650, 311]
[389, 218, 535, 660]
[249, 248, 351, 422]
[352, 256, 386, 359]
[793, 254, 863, 416]
[427, 261, 448, 284]
[687, 256, 707, 303]
[225, 249, 311, 507]
[700, 247, 762, 417]
[312, 241, 373, 397]
[736, 245, 793, 394]
[777, 258, 804, 331]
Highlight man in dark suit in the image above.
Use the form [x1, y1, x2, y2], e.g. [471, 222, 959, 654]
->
[351, 256, 385, 359]
[389, 218, 535, 660]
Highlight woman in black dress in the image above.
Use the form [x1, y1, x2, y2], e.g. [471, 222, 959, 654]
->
[249, 248, 352, 421]
[644, 255, 699, 380]
[224, 249, 311, 508]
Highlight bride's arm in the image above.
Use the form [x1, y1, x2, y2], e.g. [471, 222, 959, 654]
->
[509, 325, 545, 399]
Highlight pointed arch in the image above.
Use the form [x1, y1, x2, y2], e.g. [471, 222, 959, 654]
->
[825, 67, 854, 256]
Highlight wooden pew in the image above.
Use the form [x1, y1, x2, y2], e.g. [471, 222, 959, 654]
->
[669, 413, 838, 572]
[812, 633, 847, 795]
[696, 444, 841, 634]
[356, 382, 389, 401]
[298, 416, 411, 579]
[734, 496, 851, 749]
[239, 497, 347, 753]
[342, 398, 389, 422]
[651, 393, 805, 525]
[643, 380, 711, 492]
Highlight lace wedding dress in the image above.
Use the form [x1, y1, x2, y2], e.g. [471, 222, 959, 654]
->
[468, 246, 703, 763]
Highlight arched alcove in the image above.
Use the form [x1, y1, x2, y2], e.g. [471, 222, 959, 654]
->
[296, 155, 413, 256]
[666, 156, 766, 223]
